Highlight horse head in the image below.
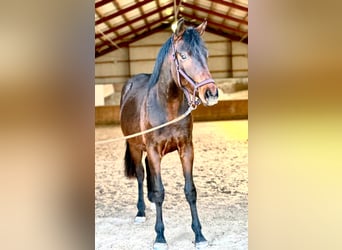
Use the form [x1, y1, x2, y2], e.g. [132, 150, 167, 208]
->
[172, 18, 219, 107]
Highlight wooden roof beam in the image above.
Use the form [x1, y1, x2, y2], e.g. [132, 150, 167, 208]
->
[206, 26, 247, 43]
[96, 14, 173, 51]
[95, 0, 113, 9]
[182, 2, 248, 25]
[95, 0, 154, 25]
[210, 0, 248, 12]
[95, 24, 171, 58]
[179, 11, 246, 35]
[96, 2, 173, 39]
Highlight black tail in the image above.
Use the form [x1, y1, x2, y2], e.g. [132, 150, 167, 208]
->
[124, 142, 136, 178]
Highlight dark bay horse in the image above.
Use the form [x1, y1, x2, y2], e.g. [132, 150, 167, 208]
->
[120, 19, 218, 249]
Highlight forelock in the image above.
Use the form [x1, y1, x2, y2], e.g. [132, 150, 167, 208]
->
[180, 27, 207, 57]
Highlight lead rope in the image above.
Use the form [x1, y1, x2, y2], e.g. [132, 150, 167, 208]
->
[95, 105, 194, 145]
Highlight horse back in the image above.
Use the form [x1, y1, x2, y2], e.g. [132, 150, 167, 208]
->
[120, 74, 150, 105]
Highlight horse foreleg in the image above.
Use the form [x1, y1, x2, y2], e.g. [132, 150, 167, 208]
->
[146, 150, 167, 249]
[179, 142, 208, 248]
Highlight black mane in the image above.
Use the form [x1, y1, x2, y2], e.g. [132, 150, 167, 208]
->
[148, 36, 172, 89]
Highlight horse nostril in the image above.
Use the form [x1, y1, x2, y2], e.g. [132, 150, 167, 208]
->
[205, 89, 211, 99]
[205, 88, 218, 99]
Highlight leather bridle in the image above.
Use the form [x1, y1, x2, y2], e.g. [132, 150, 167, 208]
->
[171, 37, 215, 109]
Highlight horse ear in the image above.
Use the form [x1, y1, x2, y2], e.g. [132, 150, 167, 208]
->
[195, 19, 207, 36]
[174, 18, 185, 38]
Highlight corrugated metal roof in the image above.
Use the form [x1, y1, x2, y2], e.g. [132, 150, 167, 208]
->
[95, 0, 248, 58]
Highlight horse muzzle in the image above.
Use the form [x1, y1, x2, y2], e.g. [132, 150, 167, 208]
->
[199, 84, 219, 106]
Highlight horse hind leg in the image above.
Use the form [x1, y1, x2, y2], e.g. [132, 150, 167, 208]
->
[135, 163, 146, 223]
[124, 142, 146, 223]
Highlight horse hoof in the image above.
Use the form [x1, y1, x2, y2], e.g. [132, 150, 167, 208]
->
[153, 242, 168, 250]
[134, 216, 146, 224]
[195, 240, 208, 249]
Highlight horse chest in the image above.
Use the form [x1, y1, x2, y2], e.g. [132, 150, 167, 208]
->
[159, 137, 179, 156]
[154, 127, 190, 156]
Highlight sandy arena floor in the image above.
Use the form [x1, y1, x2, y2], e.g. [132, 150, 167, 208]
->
[95, 120, 248, 250]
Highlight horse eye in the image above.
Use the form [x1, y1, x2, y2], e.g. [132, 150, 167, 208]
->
[179, 53, 187, 60]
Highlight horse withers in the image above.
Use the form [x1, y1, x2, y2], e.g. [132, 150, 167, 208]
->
[120, 18, 218, 249]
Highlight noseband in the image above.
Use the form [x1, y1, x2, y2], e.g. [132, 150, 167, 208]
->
[171, 38, 215, 109]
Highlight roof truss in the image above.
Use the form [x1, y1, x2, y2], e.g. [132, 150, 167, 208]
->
[95, 0, 248, 58]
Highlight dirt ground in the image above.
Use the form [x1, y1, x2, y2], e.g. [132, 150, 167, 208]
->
[95, 120, 248, 250]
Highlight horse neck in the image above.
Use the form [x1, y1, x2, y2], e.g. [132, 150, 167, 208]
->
[158, 60, 180, 96]
[154, 61, 187, 116]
